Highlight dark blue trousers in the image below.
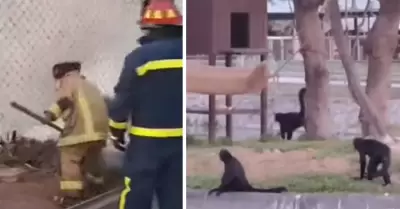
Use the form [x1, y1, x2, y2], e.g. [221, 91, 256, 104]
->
[118, 136, 182, 209]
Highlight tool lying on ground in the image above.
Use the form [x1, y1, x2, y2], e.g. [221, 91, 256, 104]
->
[9, 101, 126, 152]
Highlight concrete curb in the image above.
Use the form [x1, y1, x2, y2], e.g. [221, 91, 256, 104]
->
[66, 188, 122, 209]
[187, 189, 400, 209]
[66, 188, 160, 209]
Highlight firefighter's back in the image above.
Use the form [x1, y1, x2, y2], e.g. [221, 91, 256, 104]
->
[63, 79, 109, 145]
[78, 79, 109, 134]
[131, 38, 182, 134]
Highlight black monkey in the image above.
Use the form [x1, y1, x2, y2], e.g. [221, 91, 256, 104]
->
[274, 87, 306, 140]
[208, 149, 288, 196]
[353, 137, 391, 186]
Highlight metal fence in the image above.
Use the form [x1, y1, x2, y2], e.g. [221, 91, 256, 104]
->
[0, 0, 182, 135]
[268, 35, 368, 61]
[186, 35, 400, 140]
[186, 57, 400, 140]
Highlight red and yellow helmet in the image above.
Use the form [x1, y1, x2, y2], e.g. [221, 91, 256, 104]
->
[140, 0, 182, 27]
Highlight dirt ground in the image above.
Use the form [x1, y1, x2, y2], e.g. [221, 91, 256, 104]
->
[0, 168, 122, 209]
[187, 146, 353, 183]
[0, 137, 64, 209]
[0, 172, 61, 209]
[0, 137, 122, 209]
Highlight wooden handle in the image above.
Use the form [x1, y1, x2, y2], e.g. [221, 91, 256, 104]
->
[10, 101, 63, 132]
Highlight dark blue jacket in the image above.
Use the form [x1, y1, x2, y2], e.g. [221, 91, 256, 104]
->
[108, 37, 182, 137]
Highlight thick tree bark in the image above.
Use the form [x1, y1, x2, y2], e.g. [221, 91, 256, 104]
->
[293, 0, 332, 139]
[327, 0, 392, 142]
[359, 0, 400, 137]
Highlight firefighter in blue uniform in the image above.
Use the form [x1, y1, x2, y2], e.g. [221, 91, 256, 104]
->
[108, 0, 182, 209]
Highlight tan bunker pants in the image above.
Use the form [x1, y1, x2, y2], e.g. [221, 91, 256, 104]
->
[59, 140, 106, 198]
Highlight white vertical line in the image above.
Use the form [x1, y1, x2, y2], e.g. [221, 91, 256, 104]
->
[182, 0, 187, 207]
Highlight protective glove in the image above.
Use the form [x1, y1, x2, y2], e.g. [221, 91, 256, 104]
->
[43, 111, 55, 122]
[109, 127, 126, 151]
[110, 135, 126, 152]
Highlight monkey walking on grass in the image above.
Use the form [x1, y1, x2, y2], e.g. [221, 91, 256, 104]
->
[208, 149, 288, 196]
[353, 137, 392, 186]
[274, 87, 306, 140]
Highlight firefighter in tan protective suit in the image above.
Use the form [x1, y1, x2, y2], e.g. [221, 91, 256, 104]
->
[43, 61, 109, 206]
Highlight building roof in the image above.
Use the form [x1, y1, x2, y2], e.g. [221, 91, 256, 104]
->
[268, 0, 379, 13]
[267, 0, 380, 31]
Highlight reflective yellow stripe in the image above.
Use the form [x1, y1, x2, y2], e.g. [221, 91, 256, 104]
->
[57, 132, 107, 147]
[109, 119, 127, 130]
[144, 10, 151, 19]
[136, 59, 182, 76]
[56, 88, 107, 147]
[153, 10, 162, 19]
[166, 9, 177, 18]
[60, 180, 83, 190]
[119, 177, 131, 209]
[129, 126, 182, 138]
[49, 103, 62, 118]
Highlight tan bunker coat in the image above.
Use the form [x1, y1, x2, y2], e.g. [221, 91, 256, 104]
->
[46, 75, 109, 198]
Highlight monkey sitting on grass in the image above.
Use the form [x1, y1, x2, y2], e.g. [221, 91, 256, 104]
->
[353, 137, 392, 186]
[208, 149, 288, 196]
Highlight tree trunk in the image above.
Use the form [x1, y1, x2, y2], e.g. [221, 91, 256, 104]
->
[327, 0, 392, 142]
[293, 0, 331, 139]
[359, 0, 400, 137]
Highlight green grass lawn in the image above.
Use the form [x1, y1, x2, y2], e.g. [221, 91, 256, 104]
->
[187, 137, 354, 159]
[187, 174, 400, 194]
[187, 138, 400, 194]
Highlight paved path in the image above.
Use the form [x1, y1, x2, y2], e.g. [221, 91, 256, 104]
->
[70, 188, 400, 209]
[186, 189, 400, 209]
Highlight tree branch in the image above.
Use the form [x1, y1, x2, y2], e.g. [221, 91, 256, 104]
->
[327, 0, 391, 141]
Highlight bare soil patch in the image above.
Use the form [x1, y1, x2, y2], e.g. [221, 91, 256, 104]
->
[187, 140, 400, 193]
[0, 136, 121, 208]
[187, 146, 352, 182]
[0, 171, 60, 209]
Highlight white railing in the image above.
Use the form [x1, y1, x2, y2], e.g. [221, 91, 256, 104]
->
[187, 36, 371, 61]
[268, 35, 366, 61]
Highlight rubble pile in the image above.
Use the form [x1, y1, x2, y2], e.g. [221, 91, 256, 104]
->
[0, 132, 122, 208]
[0, 133, 59, 173]
[0, 133, 60, 209]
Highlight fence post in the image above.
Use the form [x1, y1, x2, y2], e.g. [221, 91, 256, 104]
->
[260, 54, 268, 141]
[208, 54, 217, 144]
[224, 53, 233, 142]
